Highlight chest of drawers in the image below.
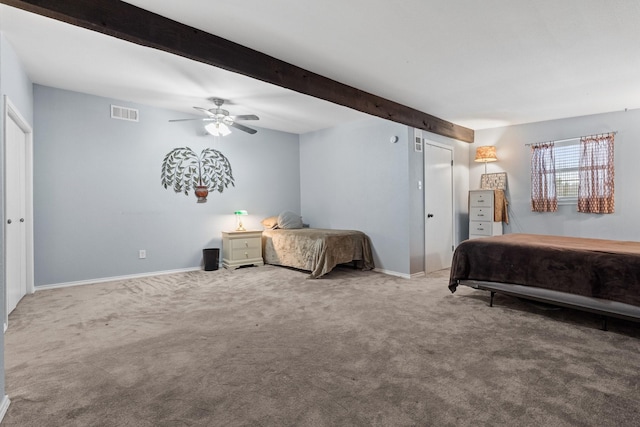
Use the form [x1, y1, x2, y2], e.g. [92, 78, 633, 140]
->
[469, 190, 502, 239]
[222, 231, 264, 269]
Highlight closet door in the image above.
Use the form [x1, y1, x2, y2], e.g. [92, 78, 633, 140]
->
[3, 95, 34, 329]
[424, 142, 453, 273]
[5, 106, 29, 317]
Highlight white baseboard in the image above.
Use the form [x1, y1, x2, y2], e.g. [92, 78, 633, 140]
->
[35, 267, 203, 291]
[36, 265, 413, 290]
[0, 395, 10, 423]
[375, 269, 427, 279]
[374, 268, 411, 279]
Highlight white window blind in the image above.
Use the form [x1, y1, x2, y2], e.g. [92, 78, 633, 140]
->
[554, 142, 580, 199]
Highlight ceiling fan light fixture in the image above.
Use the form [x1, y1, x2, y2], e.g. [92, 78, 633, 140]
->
[171, 98, 257, 135]
[205, 122, 232, 136]
[219, 123, 232, 136]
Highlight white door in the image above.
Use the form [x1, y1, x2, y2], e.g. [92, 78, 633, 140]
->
[424, 142, 454, 273]
[5, 102, 29, 317]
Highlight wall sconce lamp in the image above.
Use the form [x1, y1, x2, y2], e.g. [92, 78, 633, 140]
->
[234, 210, 248, 231]
[474, 145, 498, 174]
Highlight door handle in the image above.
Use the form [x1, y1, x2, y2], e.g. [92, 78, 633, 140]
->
[20, 218, 24, 223]
[427, 213, 434, 218]
[7, 219, 11, 224]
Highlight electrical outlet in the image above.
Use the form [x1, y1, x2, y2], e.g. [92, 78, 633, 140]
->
[139, 249, 146, 259]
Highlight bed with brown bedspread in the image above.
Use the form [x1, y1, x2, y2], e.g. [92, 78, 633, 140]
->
[262, 228, 374, 278]
[449, 233, 640, 324]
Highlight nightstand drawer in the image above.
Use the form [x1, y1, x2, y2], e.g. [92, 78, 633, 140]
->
[470, 191, 493, 207]
[231, 237, 260, 250]
[470, 221, 492, 236]
[470, 207, 492, 221]
[232, 247, 261, 260]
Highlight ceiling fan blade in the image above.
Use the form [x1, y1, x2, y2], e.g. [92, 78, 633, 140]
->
[233, 114, 259, 121]
[193, 106, 215, 116]
[169, 118, 215, 122]
[169, 118, 201, 122]
[230, 121, 258, 134]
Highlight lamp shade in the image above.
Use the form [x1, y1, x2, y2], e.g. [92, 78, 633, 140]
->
[234, 210, 248, 216]
[474, 146, 498, 163]
[205, 122, 232, 136]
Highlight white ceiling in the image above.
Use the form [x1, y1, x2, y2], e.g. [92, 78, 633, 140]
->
[1, 1, 639, 135]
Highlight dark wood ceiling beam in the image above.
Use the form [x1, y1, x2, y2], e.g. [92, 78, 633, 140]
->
[1, 0, 474, 142]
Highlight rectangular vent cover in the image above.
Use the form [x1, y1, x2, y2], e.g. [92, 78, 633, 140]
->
[413, 128, 423, 152]
[111, 105, 139, 122]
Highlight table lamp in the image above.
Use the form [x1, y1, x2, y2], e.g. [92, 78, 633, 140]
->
[474, 146, 498, 174]
[234, 210, 248, 231]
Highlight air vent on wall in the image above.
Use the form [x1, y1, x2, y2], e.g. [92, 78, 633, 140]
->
[110, 105, 139, 122]
[414, 128, 423, 152]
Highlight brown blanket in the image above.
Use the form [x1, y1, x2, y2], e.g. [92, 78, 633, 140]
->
[449, 234, 640, 306]
[262, 228, 374, 278]
[493, 190, 509, 224]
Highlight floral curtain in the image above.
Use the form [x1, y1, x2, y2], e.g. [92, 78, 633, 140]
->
[578, 134, 615, 213]
[530, 143, 557, 212]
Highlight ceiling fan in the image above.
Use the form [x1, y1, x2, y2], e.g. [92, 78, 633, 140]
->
[169, 98, 259, 136]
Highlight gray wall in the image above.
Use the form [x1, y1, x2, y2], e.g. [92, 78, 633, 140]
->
[299, 118, 471, 277]
[34, 85, 300, 286]
[300, 117, 411, 275]
[407, 128, 424, 275]
[472, 108, 640, 240]
[0, 31, 34, 411]
[0, 35, 33, 124]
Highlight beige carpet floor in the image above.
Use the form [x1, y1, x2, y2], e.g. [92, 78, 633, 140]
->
[3, 265, 640, 426]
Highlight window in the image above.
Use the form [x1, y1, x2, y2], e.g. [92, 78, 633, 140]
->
[554, 142, 580, 202]
[530, 133, 615, 214]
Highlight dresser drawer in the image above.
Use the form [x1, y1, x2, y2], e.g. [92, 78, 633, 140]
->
[469, 221, 492, 236]
[231, 247, 262, 260]
[231, 237, 261, 250]
[470, 207, 493, 221]
[469, 191, 493, 207]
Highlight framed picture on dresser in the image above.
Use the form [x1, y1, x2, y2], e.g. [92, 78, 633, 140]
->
[481, 172, 507, 190]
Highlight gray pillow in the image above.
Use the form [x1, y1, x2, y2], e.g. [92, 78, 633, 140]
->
[277, 211, 304, 229]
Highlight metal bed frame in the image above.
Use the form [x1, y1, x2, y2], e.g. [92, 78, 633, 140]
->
[458, 280, 640, 331]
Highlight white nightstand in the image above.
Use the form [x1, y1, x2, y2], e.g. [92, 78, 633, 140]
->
[222, 231, 264, 270]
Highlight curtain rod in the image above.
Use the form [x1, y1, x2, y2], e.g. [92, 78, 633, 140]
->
[524, 131, 617, 147]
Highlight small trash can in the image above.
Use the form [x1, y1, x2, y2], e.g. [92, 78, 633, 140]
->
[203, 248, 220, 271]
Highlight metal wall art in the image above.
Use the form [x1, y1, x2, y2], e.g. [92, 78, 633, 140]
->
[161, 147, 235, 203]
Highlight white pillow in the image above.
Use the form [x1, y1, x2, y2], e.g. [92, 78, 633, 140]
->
[277, 211, 304, 229]
[261, 216, 279, 229]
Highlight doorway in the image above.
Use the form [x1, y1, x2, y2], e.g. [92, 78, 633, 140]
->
[4, 96, 34, 328]
[424, 141, 454, 273]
